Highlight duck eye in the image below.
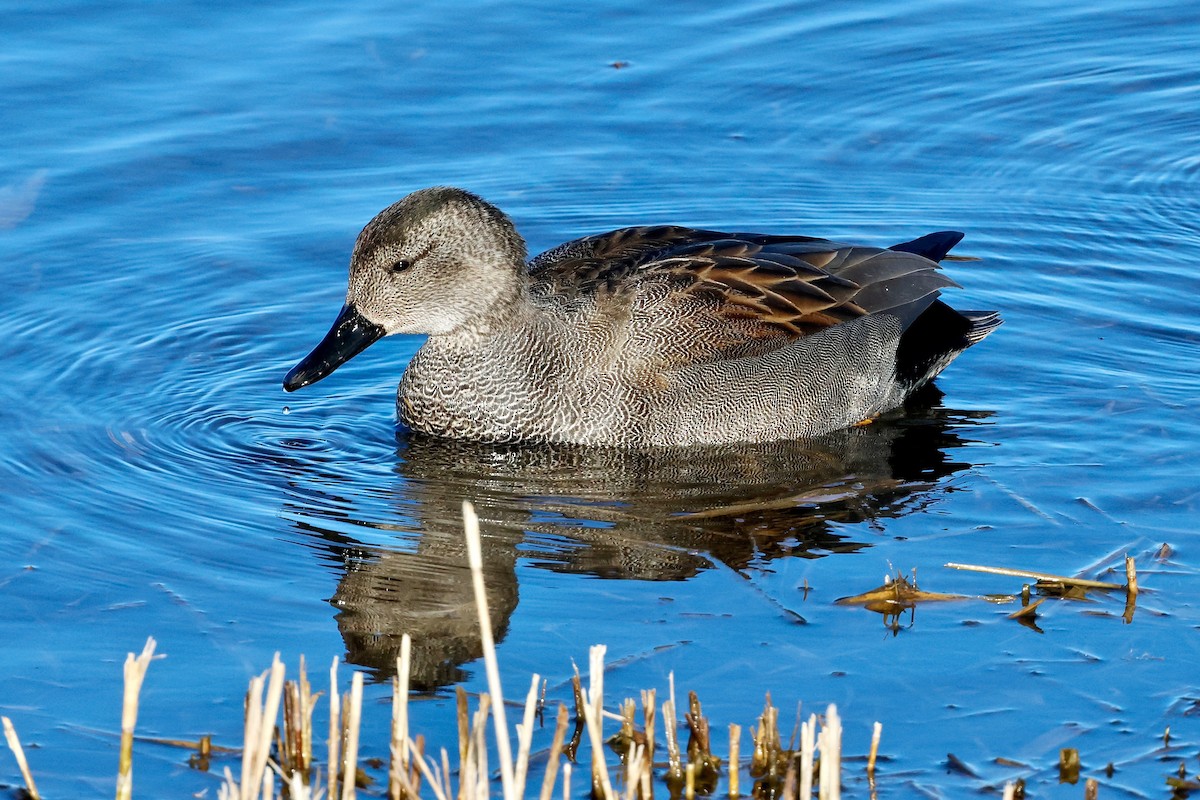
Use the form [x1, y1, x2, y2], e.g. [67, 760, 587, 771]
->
[389, 259, 411, 274]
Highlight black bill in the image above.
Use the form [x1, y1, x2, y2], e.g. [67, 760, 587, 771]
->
[283, 303, 385, 391]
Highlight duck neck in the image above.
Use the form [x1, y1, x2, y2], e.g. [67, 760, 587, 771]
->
[440, 263, 533, 343]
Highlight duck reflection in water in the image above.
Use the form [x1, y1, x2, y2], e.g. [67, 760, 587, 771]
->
[282, 393, 990, 685]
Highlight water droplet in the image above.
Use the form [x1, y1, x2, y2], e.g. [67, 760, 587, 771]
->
[283, 406, 290, 415]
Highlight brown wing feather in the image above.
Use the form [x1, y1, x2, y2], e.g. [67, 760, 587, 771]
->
[528, 225, 725, 287]
[528, 226, 955, 339]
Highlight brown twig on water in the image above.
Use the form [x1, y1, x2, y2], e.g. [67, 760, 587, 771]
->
[945, 562, 1124, 590]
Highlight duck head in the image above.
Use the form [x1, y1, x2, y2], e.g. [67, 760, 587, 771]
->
[283, 187, 527, 392]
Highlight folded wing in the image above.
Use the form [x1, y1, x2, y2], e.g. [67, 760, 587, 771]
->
[529, 226, 961, 344]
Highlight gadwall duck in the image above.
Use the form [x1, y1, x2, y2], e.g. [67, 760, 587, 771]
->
[283, 187, 999, 446]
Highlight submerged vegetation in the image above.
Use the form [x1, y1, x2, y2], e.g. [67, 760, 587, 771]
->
[0, 506, 1176, 799]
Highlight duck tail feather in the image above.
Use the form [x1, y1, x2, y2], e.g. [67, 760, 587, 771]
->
[960, 309, 1004, 345]
[888, 231, 965, 263]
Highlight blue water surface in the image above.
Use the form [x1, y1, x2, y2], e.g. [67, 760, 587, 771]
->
[3, 0, 1199, 797]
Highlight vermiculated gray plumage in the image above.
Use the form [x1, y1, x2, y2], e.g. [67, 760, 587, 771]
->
[283, 187, 1000, 446]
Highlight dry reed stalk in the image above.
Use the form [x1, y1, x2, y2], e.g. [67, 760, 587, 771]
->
[2, 716, 41, 800]
[562, 762, 572, 800]
[685, 762, 696, 800]
[408, 741, 438, 800]
[269, 762, 296, 799]
[270, 760, 321, 800]
[397, 737, 447, 800]
[817, 705, 841, 800]
[581, 645, 616, 800]
[780, 755, 796, 800]
[685, 694, 702, 761]
[563, 673, 585, 761]
[944, 562, 1123, 590]
[221, 767, 238, 798]
[588, 644, 606, 724]
[411, 736, 426, 797]
[455, 687, 470, 768]
[458, 694, 484, 800]
[754, 699, 780, 778]
[459, 701, 477, 800]
[663, 695, 682, 786]
[328, 657, 341, 800]
[616, 699, 636, 755]
[728, 723, 741, 798]
[390, 634, 413, 800]
[1125, 556, 1138, 596]
[281, 655, 317, 787]
[117, 637, 159, 800]
[461, 500, 516, 800]
[391, 751, 422, 800]
[1003, 782, 1016, 800]
[750, 718, 765, 778]
[340, 671, 364, 800]
[1123, 593, 1137, 624]
[669, 674, 677, 731]
[867, 721, 882, 786]
[440, 746, 453, 800]
[799, 714, 816, 800]
[234, 654, 286, 800]
[623, 743, 645, 800]
[470, 695, 493, 800]
[641, 688, 657, 764]
[639, 745, 653, 800]
[685, 691, 720, 790]
[536, 704, 570, 800]
[786, 701, 803, 756]
[513, 674, 543, 800]
[302, 656, 317, 774]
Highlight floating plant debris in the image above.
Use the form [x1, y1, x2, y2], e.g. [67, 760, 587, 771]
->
[835, 569, 967, 611]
